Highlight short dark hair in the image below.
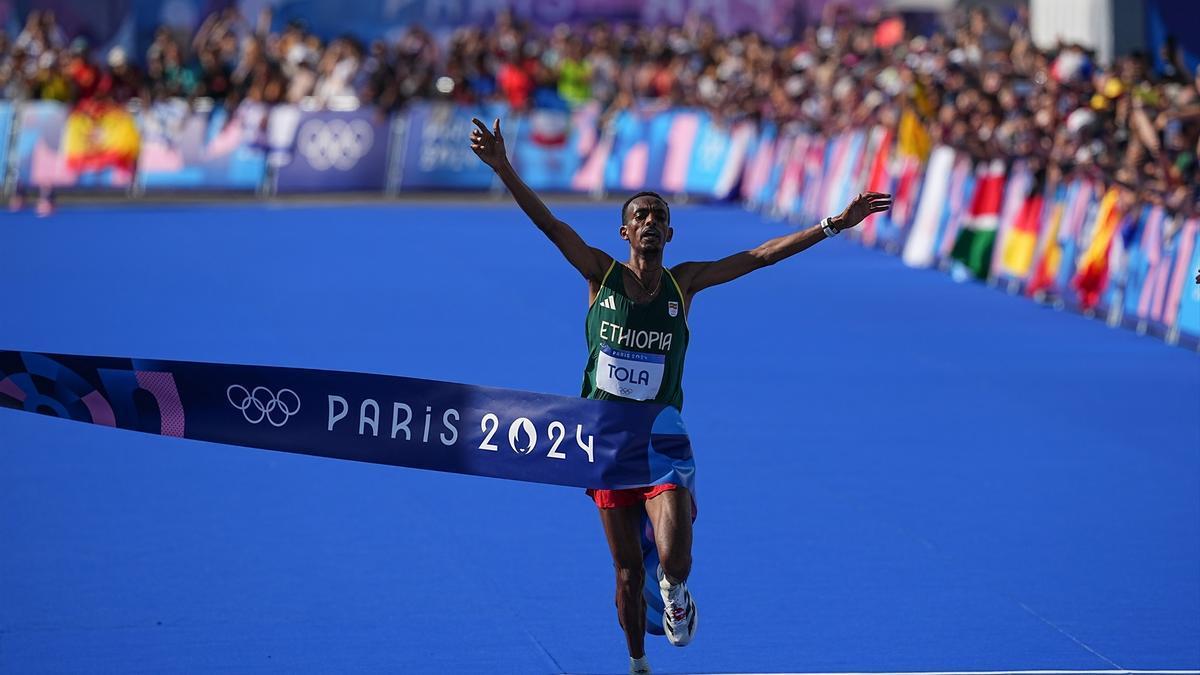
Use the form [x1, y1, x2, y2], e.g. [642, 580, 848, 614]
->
[621, 191, 670, 224]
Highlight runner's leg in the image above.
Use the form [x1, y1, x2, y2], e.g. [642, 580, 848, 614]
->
[598, 503, 647, 658]
[644, 487, 692, 583]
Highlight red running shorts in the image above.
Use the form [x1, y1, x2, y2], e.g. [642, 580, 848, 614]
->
[587, 483, 680, 509]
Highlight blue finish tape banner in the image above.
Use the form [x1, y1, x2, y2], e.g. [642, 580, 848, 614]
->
[0, 351, 694, 492]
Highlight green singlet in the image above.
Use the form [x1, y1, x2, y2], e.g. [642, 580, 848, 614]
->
[581, 261, 690, 410]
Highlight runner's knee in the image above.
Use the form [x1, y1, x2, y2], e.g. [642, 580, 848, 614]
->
[615, 565, 644, 596]
[659, 547, 691, 581]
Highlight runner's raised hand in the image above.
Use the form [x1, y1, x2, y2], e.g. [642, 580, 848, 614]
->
[469, 117, 508, 170]
[833, 192, 893, 230]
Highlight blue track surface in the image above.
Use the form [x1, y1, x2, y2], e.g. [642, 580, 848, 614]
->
[2, 203, 1198, 674]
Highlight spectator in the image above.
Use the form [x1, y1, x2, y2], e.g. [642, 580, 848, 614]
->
[0, 3, 1194, 211]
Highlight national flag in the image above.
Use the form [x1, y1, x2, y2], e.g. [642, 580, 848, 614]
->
[859, 125, 894, 247]
[1026, 182, 1072, 297]
[936, 155, 975, 261]
[879, 155, 920, 248]
[902, 144, 955, 268]
[998, 189, 1045, 280]
[989, 162, 1034, 279]
[1071, 187, 1124, 310]
[61, 103, 140, 180]
[949, 159, 1006, 279]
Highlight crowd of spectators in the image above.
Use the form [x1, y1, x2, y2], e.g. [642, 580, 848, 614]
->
[0, 5, 1196, 209]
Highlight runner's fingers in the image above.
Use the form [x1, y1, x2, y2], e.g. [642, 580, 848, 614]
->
[471, 118, 492, 138]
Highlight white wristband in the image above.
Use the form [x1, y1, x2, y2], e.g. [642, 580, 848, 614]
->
[821, 217, 839, 238]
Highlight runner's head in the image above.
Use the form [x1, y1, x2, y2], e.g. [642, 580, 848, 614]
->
[620, 191, 672, 254]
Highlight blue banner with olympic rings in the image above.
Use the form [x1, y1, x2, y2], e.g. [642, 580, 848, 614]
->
[267, 107, 391, 193]
[0, 350, 694, 492]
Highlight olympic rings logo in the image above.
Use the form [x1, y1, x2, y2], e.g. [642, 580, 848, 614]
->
[226, 385, 301, 427]
[297, 118, 374, 171]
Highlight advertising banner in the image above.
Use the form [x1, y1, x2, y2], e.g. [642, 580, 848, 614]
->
[392, 102, 504, 191]
[136, 100, 267, 191]
[0, 102, 11, 184]
[603, 106, 677, 194]
[1175, 224, 1200, 336]
[682, 117, 754, 199]
[509, 106, 605, 192]
[269, 106, 391, 193]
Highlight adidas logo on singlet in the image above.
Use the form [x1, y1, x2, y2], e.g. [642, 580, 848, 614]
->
[600, 296, 617, 310]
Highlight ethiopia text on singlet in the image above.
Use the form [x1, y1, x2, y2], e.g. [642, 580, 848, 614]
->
[581, 262, 689, 410]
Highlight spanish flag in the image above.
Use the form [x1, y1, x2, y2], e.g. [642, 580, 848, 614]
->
[1071, 187, 1123, 310]
[62, 103, 140, 176]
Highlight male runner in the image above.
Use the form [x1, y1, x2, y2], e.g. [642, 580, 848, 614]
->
[470, 118, 890, 674]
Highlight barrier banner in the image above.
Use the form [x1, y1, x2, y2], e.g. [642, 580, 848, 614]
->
[1137, 215, 1184, 325]
[772, 133, 808, 218]
[799, 136, 827, 223]
[13, 101, 133, 189]
[604, 105, 677, 193]
[1175, 222, 1200, 336]
[0, 102, 11, 180]
[683, 117, 754, 199]
[740, 122, 776, 207]
[268, 107, 390, 193]
[136, 100, 267, 190]
[0, 350, 695, 493]
[1126, 206, 1169, 320]
[509, 106, 599, 192]
[392, 102, 504, 191]
[752, 129, 789, 213]
[1162, 218, 1198, 329]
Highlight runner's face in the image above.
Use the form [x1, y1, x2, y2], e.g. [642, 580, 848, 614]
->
[621, 197, 671, 254]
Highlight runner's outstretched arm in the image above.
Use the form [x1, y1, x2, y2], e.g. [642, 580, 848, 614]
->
[671, 192, 893, 298]
[470, 117, 612, 283]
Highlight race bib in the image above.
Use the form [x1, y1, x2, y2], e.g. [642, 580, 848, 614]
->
[596, 343, 665, 401]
